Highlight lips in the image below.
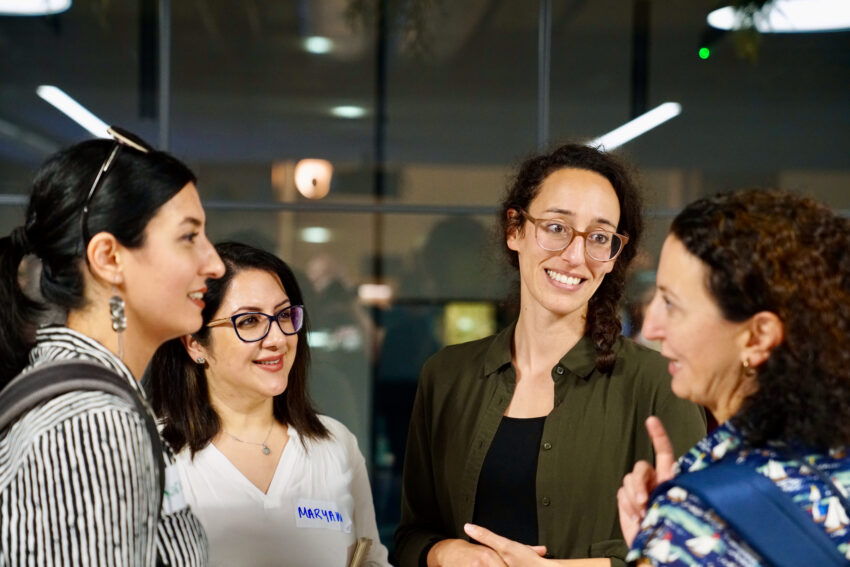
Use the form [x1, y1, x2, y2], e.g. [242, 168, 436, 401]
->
[545, 268, 584, 287]
[666, 359, 681, 376]
[253, 357, 283, 371]
[188, 288, 207, 308]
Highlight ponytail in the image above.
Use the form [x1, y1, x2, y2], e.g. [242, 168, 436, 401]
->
[0, 226, 45, 386]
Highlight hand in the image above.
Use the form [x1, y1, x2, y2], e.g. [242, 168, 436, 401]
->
[617, 416, 676, 546]
[463, 524, 548, 566]
[427, 538, 509, 567]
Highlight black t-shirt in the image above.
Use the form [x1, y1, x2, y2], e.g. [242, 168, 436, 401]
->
[472, 415, 547, 545]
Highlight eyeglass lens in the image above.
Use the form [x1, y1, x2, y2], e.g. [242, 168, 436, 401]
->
[535, 222, 623, 261]
[232, 306, 303, 341]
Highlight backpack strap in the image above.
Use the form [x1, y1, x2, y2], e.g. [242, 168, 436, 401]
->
[654, 461, 847, 567]
[0, 360, 165, 514]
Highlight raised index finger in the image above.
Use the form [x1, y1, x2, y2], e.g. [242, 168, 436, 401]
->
[646, 416, 675, 481]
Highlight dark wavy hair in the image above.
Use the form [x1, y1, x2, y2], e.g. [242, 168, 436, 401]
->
[0, 138, 195, 385]
[499, 143, 644, 372]
[671, 189, 850, 448]
[150, 241, 329, 455]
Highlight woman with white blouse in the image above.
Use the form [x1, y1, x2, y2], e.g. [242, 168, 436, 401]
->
[150, 241, 391, 567]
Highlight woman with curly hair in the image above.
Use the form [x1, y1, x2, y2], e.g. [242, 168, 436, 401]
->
[394, 144, 706, 567]
[609, 189, 850, 565]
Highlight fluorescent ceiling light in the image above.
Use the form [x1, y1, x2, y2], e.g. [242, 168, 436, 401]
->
[36, 85, 109, 138]
[708, 0, 850, 33]
[300, 226, 332, 243]
[591, 102, 682, 151]
[0, 0, 70, 15]
[331, 105, 366, 119]
[304, 36, 333, 54]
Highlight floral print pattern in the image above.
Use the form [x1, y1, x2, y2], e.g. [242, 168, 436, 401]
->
[627, 421, 850, 565]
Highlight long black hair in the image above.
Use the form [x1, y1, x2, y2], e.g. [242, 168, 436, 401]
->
[0, 138, 195, 385]
[150, 241, 329, 455]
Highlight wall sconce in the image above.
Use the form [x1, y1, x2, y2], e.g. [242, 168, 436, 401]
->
[294, 159, 333, 199]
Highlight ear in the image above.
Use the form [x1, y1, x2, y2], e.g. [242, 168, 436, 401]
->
[506, 209, 522, 252]
[182, 334, 208, 364]
[742, 311, 784, 368]
[86, 232, 125, 286]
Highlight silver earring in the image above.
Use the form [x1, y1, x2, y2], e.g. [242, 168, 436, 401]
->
[109, 286, 126, 359]
[196, 357, 206, 364]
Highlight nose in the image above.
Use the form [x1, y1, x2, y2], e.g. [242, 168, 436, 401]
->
[559, 232, 586, 264]
[641, 292, 665, 342]
[261, 316, 289, 348]
[201, 235, 225, 279]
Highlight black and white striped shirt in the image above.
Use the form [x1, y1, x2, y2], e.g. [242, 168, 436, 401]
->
[0, 326, 207, 566]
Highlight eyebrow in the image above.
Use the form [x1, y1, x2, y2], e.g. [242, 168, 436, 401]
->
[180, 217, 203, 227]
[231, 298, 291, 314]
[655, 284, 678, 302]
[543, 208, 618, 230]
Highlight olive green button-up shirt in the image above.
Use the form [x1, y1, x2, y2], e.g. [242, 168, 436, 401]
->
[394, 323, 706, 567]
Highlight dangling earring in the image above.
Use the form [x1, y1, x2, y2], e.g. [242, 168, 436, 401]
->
[109, 285, 126, 360]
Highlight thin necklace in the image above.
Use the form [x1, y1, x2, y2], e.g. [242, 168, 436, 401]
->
[222, 421, 275, 456]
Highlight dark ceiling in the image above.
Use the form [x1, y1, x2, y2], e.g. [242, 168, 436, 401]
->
[0, 0, 848, 176]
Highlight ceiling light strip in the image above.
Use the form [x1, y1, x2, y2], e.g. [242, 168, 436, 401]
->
[36, 85, 109, 138]
[591, 102, 682, 151]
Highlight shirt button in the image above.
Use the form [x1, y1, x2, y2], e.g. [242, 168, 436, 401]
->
[542, 442, 552, 450]
[555, 366, 565, 375]
[542, 497, 551, 506]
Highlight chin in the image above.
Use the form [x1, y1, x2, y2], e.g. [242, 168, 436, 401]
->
[670, 378, 690, 401]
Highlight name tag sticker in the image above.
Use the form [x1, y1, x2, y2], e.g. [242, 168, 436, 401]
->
[295, 498, 352, 533]
[162, 464, 188, 514]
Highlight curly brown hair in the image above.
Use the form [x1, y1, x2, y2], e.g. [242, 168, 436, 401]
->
[498, 144, 644, 373]
[671, 189, 850, 448]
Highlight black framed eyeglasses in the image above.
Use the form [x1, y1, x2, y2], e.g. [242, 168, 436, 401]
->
[521, 211, 629, 262]
[81, 126, 154, 244]
[206, 305, 305, 343]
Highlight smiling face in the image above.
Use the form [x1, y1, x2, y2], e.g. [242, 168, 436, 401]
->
[120, 182, 224, 345]
[641, 235, 752, 417]
[507, 167, 620, 323]
[197, 268, 298, 407]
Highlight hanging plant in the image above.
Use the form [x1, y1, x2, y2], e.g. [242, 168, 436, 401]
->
[722, 0, 777, 63]
[345, 0, 447, 59]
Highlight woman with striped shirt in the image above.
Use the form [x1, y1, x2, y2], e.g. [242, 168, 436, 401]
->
[0, 128, 224, 565]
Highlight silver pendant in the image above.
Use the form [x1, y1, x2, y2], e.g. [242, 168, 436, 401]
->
[262, 444, 271, 455]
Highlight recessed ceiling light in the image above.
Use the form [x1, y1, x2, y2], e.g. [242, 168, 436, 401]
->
[36, 85, 109, 138]
[300, 227, 332, 244]
[0, 0, 71, 15]
[303, 36, 333, 54]
[331, 105, 366, 119]
[708, 0, 850, 33]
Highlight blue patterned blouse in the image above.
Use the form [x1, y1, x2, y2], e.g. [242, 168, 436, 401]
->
[627, 421, 850, 566]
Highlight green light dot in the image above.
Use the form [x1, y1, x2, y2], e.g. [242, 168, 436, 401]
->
[699, 47, 711, 60]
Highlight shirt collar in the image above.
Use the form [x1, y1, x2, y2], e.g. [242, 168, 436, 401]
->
[483, 320, 599, 380]
[29, 325, 142, 397]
